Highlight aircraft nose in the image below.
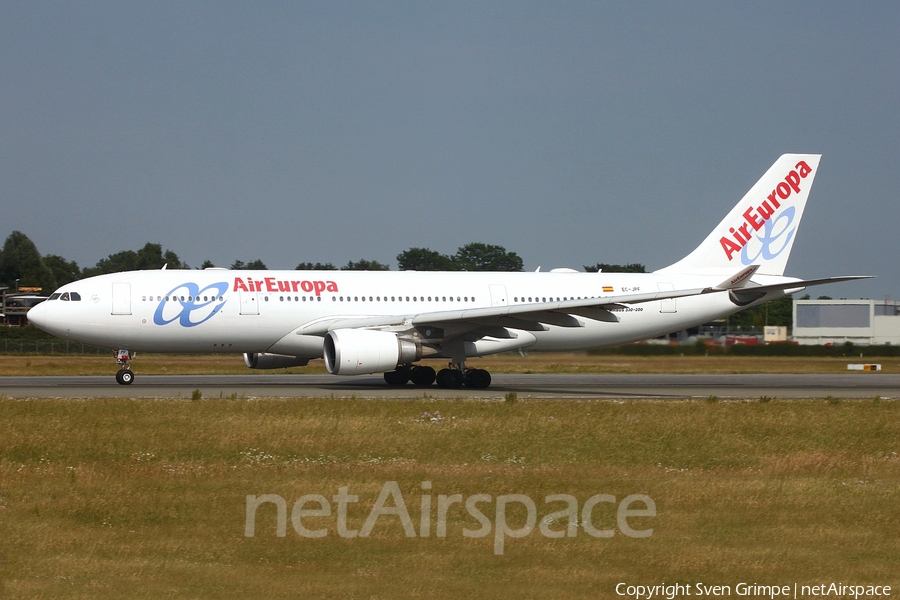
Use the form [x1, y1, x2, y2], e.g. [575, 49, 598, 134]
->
[27, 300, 48, 329]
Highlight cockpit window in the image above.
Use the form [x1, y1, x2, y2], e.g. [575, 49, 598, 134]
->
[52, 291, 81, 301]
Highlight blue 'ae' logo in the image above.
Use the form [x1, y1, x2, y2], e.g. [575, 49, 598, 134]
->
[740, 206, 796, 266]
[153, 282, 229, 327]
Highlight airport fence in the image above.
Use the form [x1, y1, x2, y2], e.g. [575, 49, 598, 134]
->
[590, 342, 900, 357]
[0, 340, 109, 355]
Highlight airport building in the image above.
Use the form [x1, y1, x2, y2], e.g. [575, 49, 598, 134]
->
[792, 299, 900, 346]
[2, 292, 48, 327]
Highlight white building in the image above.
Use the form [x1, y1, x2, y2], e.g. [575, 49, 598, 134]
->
[792, 299, 900, 345]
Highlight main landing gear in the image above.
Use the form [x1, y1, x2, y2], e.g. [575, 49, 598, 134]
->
[383, 363, 492, 389]
[114, 349, 135, 385]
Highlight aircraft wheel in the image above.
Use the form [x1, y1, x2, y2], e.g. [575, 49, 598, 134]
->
[464, 368, 491, 389]
[410, 366, 436, 387]
[436, 368, 463, 389]
[116, 369, 134, 385]
[384, 368, 410, 386]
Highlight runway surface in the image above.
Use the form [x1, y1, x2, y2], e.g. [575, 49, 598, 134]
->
[1, 373, 898, 399]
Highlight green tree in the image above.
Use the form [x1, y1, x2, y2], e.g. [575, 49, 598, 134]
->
[583, 263, 646, 273]
[296, 262, 337, 270]
[764, 294, 795, 327]
[163, 250, 186, 269]
[728, 294, 795, 329]
[0, 231, 57, 291]
[342, 259, 390, 271]
[396, 247, 458, 271]
[43, 255, 81, 287]
[453, 243, 523, 272]
[231, 259, 268, 270]
[84, 243, 187, 276]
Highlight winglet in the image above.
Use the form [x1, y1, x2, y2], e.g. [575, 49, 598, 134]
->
[715, 265, 760, 290]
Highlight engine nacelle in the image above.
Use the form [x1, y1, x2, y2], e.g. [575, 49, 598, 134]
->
[244, 353, 310, 369]
[323, 329, 420, 375]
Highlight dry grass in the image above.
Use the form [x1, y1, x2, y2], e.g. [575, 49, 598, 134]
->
[1, 397, 898, 598]
[1, 352, 894, 377]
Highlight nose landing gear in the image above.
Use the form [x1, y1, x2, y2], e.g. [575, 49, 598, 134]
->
[114, 349, 135, 385]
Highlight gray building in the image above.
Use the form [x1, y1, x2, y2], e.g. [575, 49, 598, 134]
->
[792, 299, 900, 345]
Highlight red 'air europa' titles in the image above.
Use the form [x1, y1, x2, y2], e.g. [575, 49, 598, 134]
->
[720, 160, 813, 260]
[232, 277, 339, 296]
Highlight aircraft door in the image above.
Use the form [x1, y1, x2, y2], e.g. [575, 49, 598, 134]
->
[658, 282, 677, 313]
[112, 283, 131, 315]
[489, 284, 508, 307]
[240, 290, 259, 315]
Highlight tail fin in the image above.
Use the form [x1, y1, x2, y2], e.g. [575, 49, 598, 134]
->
[656, 154, 821, 276]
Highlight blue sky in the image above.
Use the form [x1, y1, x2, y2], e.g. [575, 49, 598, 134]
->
[2, 1, 897, 300]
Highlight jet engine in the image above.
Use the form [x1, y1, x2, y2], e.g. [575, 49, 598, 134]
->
[323, 329, 420, 375]
[244, 353, 310, 369]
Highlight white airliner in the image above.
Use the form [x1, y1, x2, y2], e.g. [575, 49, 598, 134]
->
[28, 154, 868, 388]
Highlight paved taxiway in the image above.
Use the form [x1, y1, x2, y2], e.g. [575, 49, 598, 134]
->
[1, 373, 898, 400]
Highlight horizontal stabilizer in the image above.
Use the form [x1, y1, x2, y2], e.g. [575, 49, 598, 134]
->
[727, 275, 872, 306]
[736, 275, 872, 295]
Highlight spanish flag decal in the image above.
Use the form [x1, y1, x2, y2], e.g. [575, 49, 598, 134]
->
[602, 286, 614, 293]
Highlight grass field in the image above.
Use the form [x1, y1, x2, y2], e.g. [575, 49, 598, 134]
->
[2, 395, 898, 599]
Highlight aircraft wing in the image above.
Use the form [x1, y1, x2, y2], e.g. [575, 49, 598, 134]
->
[297, 286, 720, 335]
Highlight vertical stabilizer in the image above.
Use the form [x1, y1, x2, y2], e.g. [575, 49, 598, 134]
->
[657, 154, 821, 276]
